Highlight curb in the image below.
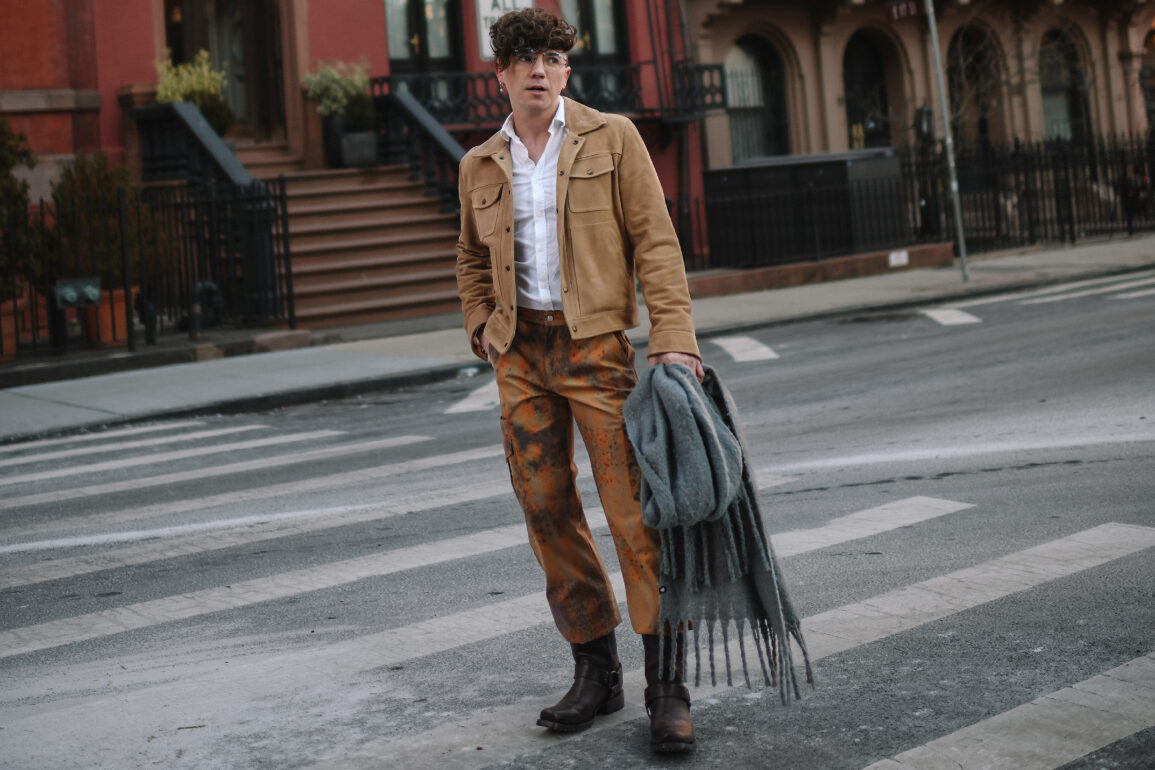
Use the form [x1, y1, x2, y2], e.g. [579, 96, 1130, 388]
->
[4, 261, 1152, 444]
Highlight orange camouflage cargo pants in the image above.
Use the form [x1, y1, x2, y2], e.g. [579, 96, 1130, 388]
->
[493, 308, 662, 644]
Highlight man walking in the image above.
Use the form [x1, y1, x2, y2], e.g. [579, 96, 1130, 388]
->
[456, 8, 703, 753]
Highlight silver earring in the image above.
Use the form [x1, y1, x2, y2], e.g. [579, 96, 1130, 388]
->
[498, 81, 505, 94]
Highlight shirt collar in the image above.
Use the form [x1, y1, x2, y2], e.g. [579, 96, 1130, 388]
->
[500, 98, 566, 146]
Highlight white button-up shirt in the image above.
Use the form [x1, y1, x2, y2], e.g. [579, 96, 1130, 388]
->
[500, 99, 566, 311]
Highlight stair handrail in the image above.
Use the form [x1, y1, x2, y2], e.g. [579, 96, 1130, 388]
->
[130, 101, 257, 188]
[128, 101, 295, 330]
[376, 87, 466, 214]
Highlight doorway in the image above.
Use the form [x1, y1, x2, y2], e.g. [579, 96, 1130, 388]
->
[164, 0, 286, 141]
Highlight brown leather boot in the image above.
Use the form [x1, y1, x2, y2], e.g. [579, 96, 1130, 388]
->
[642, 633, 695, 753]
[537, 631, 625, 733]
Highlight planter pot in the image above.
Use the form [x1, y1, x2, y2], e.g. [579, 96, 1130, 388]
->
[82, 287, 135, 348]
[321, 115, 346, 168]
[0, 299, 17, 362]
[341, 130, 378, 167]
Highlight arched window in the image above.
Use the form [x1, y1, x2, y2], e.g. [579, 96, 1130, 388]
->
[843, 31, 890, 149]
[724, 37, 789, 162]
[1039, 29, 1089, 141]
[948, 26, 1002, 146]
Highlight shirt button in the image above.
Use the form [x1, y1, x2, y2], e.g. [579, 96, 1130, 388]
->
[587, 169, 594, 175]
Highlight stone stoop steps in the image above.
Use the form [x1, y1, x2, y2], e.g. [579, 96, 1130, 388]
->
[245, 164, 459, 329]
[236, 142, 460, 327]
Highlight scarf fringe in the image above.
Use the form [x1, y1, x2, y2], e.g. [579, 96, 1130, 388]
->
[663, 614, 813, 702]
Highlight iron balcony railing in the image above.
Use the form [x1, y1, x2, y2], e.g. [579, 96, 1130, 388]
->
[369, 61, 726, 131]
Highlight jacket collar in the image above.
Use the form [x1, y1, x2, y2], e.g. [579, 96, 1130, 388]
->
[467, 97, 607, 159]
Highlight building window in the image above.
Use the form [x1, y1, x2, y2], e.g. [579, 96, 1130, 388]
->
[561, 0, 630, 110]
[725, 37, 789, 162]
[1039, 29, 1089, 141]
[948, 25, 1002, 147]
[843, 31, 890, 149]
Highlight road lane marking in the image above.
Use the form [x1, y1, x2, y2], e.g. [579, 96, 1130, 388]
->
[444, 380, 499, 413]
[1113, 286, 1155, 299]
[313, 523, 1155, 770]
[1019, 275, 1155, 304]
[949, 269, 1155, 308]
[863, 652, 1155, 770]
[760, 432, 1155, 475]
[919, 308, 983, 326]
[0, 421, 205, 454]
[0, 469, 794, 588]
[711, 336, 780, 361]
[0, 435, 436, 513]
[0, 495, 960, 658]
[4, 522, 1150, 770]
[0, 430, 345, 487]
[0, 425, 267, 469]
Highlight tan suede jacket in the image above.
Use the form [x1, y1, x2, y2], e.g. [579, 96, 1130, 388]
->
[456, 98, 699, 362]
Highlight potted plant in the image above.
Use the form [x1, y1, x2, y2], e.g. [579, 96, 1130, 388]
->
[0, 116, 35, 361]
[155, 49, 235, 138]
[302, 59, 374, 167]
[50, 151, 163, 347]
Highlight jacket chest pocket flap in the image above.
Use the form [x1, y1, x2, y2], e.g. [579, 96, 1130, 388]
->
[471, 183, 504, 239]
[568, 153, 615, 213]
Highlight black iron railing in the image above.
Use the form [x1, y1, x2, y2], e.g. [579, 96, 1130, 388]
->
[696, 135, 1155, 271]
[1, 179, 294, 358]
[900, 135, 1155, 253]
[672, 61, 726, 119]
[372, 86, 467, 214]
[131, 102, 257, 186]
[370, 61, 725, 133]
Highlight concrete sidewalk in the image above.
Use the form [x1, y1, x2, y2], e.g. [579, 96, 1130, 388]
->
[2, 236, 1153, 443]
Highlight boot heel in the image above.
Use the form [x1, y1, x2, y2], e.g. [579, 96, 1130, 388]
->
[598, 690, 625, 715]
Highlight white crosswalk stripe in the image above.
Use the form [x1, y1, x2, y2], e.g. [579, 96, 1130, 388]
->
[1113, 286, 1155, 299]
[919, 308, 983, 326]
[0, 433, 436, 512]
[949, 269, 1155, 308]
[711, 335, 781, 361]
[0, 424, 266, 469]
[327, 523, 1155, 770]
[445, 379, 499, 413]
[0, 420, 205, 454]
[2, 422, 1151, 769]
[864, 653, 1155, 770]
[1020, 275, 1155, 304]
[0, 429, 344, 487]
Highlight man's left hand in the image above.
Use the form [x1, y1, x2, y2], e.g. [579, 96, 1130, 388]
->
[647, 352, 705, 382]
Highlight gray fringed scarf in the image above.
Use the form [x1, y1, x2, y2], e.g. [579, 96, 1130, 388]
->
[624, 363, 813, 701]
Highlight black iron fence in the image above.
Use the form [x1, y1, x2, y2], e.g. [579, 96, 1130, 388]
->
[901, 135, 1155, 253]
[0, 178, 293, 359]
[697, 135, 1155, 271]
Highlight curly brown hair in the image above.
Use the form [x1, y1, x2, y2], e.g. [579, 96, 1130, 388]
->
[489, 8, 577, 68]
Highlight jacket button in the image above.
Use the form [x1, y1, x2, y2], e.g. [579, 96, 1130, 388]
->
[481, 198, 486, 204]
[506, 226, 510, 232]
[505, 265, 510, 271]
[571, 325, 577, 332]
[572, 139, 578, 145]
[587, 169, 593, 175]
[559, 170, 565, 176]
[562, 286, 568, 292]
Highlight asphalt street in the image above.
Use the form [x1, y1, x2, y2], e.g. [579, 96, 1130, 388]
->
[0, 272, 1152, 769]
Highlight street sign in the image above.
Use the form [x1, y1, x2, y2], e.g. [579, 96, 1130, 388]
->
[887, 1, 923, 22]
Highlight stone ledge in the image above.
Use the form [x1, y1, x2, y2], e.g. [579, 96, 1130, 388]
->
[687, 242, 954, 298]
